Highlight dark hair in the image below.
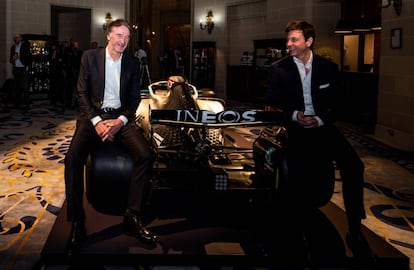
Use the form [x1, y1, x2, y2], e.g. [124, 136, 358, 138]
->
[106, 19, 131, 35]
[285, 20, 316, 49]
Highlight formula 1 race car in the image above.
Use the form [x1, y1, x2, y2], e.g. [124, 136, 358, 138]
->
[135, 76, 288, 195]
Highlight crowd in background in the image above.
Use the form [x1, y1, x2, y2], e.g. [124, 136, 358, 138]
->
[1, 38, 100, 113]
[48, 40, 87, 109]
[1, 37, 192, 113]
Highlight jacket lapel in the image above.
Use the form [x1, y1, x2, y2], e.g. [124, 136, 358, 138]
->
[98, 49, 106, 98]
[120, 54, 128, 101]
[311, 55, 320, 95]
[286, 56, 303, 95]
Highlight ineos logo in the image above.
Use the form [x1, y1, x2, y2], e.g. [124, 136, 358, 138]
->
[217, 110, 240, 123]
[175, 110, 257, 123]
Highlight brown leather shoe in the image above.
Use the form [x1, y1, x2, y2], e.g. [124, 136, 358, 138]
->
[123, 212, 158, 247]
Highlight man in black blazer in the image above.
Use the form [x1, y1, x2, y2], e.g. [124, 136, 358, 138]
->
[9, 33, 32, 110]
[64, 19, 158, 257]
[265, 20, 371, 260]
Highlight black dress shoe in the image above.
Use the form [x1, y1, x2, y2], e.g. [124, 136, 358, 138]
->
[65, 221, 87, 258]
[346, 231, 375, 264]
[123, 212, 158, 246]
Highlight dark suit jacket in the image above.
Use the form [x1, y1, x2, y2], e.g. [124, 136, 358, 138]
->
[9, 41, 32, 67]
[76, 48, 141, 123]
[265, 54, 340, 127]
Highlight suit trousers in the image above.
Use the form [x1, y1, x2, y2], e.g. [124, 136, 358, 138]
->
[64, 113, 154, 222]
[284, 124, 366, 230]
[12, 67, 29, 106]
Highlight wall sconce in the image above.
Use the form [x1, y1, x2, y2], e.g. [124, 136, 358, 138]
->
[381, 0, 402, 16]
[103, 12, 113, 31]
[145, 31, 156, 42]
[200, 10, 214, 34]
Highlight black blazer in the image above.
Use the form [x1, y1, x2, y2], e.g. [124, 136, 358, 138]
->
[265, 54, 340, 126]
[9, 41, 32, 67]
[76, 48, 141, 123]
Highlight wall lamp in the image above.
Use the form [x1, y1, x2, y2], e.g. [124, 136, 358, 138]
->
[132, 24, 139, 32]
[103, 12, 113, 31]
[200, 10, 214, 34]
[381, 0, 402, 16]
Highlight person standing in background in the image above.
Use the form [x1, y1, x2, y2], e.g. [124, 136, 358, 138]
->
[9, 33, 32, 111]
[134, 42, 149, 87]
[134, 42, 147, 64]
[63, 41, 83, 109]
[90, 41, 98, 50]
[163, 46, 184, 77]
[48, 41, 64, 107]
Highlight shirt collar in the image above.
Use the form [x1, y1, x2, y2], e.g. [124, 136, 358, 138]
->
[293, 51, 313, 67]
[105, 46, 123, 62]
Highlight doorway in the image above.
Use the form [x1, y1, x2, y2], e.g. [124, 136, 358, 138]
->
[51, 5, 91, 50]
[161, 23, 191, 80]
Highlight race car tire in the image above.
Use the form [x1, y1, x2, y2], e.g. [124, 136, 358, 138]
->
[85, 141, 133, 215]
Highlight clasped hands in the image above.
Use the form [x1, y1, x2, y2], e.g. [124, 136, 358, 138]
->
[96, 119, 123, 142]
[297, 111, 319, 128]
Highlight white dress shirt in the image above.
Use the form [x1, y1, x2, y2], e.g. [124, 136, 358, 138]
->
[91, 47, 127, 126]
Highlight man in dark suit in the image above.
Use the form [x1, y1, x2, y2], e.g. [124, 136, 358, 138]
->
[265, 20, 371, 260]
[64, 19, 158, 257]
[9, 33, 32, 110]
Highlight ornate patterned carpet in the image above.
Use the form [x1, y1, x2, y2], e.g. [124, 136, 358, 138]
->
[0, 104, 75, 270]
[335, 129, 414, 269]
[0, 101, 413, 270]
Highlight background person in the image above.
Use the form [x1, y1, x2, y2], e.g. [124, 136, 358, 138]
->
[48, 41, 64, 107]
[265, 20, 371, 260]
[9, 33, 32, 110]
[163, 47, 182, 77]
[90, 41, 98, 50]
[64, 19, 158, 257]
[134, 42, 147, 64]
[134, 42, 149, 87]
[62, 40, 83, 109]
